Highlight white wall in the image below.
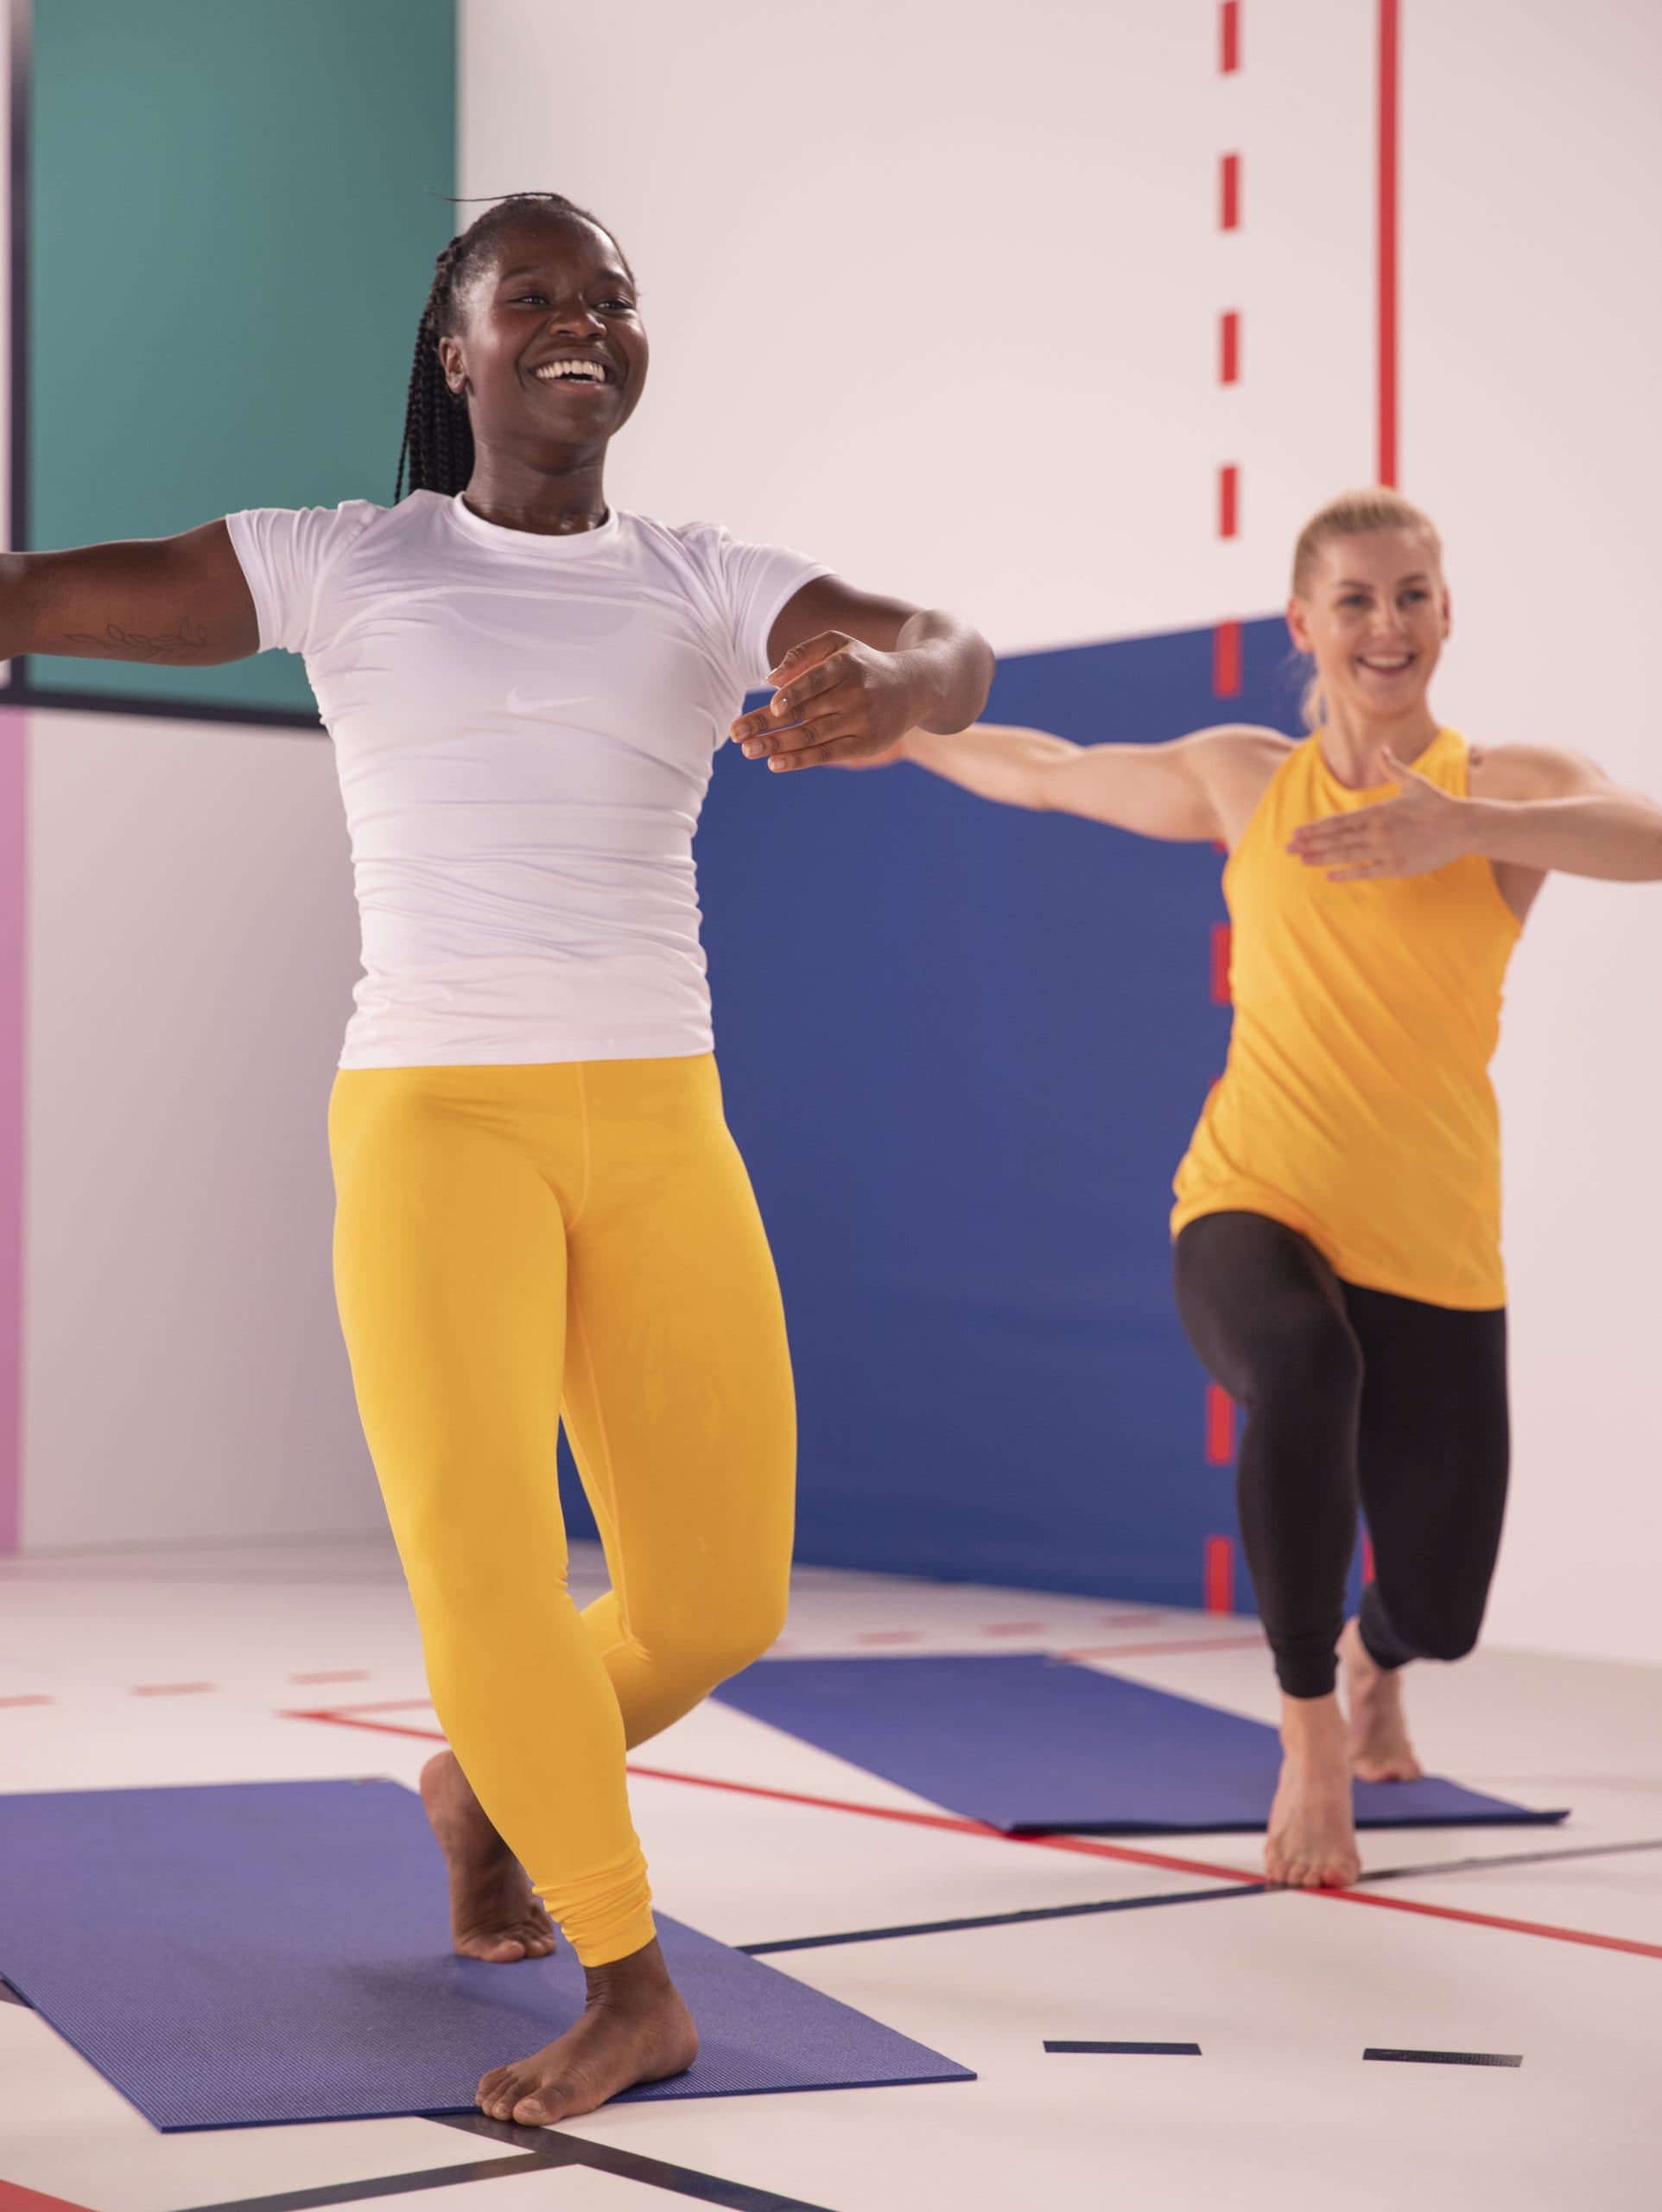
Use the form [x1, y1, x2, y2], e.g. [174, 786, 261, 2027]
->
[20, 710, 378, 1547]
[462, 0, 1662, 1663]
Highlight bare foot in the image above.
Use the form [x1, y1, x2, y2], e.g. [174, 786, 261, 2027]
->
[477, 1939, 699, 2126]
[1266, 1693, 1361, 1889]
[420, 1751, 557, 1965]
[1341, 1617, 1424, 1783]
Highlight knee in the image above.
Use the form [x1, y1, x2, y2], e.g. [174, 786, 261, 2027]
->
[648, 1587, 790, 1690]
[1241, 1308, 1362, 1415]
[1376, 1591, 1486, 1665]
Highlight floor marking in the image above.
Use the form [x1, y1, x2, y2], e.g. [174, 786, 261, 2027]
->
[981, 1622, 1048, 1637]
[171, 2151, 554, 2212]
[853, 1630, 923, 1646]
[289, 1669, 372, 1685]
[1364, 2048, 1521, 2069]
[0, 1694, 51, 1707]
[130, 1681, 216, 1697]
[742, 1882, 1264, 1955]
[433, 2113, 837, 2209]
[1057, 1634, 1266, 1660]
[1044, 2040, 1202, 2056]
[1368, 1835, 1662, 1885]
[283, 1703, 1662, 1961]
[0, 2183, 102, 2212]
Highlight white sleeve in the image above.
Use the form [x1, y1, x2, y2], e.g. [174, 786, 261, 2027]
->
[223, 503, 377, 656]
[710, 531, 832, 689]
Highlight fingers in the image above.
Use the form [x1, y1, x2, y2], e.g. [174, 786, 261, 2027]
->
[728, 656, 852, 748]
[767, 629, 852, 686]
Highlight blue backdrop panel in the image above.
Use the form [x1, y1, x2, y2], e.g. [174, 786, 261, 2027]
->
[0, 1780, 973, 2129]
[652, 614, 1302, 1611]
[715, 1655, 1568, 1835]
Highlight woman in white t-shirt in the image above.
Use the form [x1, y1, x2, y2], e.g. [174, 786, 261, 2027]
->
[10, 191, 993, 2122]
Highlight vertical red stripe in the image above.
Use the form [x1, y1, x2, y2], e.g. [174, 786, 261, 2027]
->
[1219, 308, 1240, 385]
[1204, 1535, 1235, 1614]
[1218, 464, 1239, 538]
[1377, 0, 1399, 486]
[1204, 1383, 1235, 1465]
[1362, 1532, 1376, 1583]
[1210, 923, 1233, 1005]
[0, 714, 24, 1557]
[1220, 152, 1240, 231]
[1212, 619, 1241, 696]
[1220, 1, 1240, 73]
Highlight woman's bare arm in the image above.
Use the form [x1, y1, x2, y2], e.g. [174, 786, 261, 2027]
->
[0, 521, 259, 666]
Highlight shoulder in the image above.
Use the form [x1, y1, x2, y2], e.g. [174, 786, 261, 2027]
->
[1468, 740, 1609, 800]
[1186, 722, 1298, 782]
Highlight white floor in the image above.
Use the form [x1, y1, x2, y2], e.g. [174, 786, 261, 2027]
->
[0, 1536, 1657, 2212]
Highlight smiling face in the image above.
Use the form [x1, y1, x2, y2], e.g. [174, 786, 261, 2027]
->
[1286, 527, 1450, 729]
[436, 207, 649, 467]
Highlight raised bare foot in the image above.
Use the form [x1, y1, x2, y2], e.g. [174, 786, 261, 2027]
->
[1266, 1693, 1361, 1889]
[1341, 1617, 1424, 1783]
[420, 1750, 557, 1965]
[477, 1939, 699, 2126]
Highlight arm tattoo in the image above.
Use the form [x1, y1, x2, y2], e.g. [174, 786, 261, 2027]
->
[62, 616, 212, 664]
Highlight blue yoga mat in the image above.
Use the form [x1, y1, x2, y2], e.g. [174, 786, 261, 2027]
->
[714, 1655, 1568, 1835]
[0, 1780, 971, 2130]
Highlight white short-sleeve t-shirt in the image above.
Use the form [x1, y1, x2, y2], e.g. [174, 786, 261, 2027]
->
[225, 491, 827, 1068]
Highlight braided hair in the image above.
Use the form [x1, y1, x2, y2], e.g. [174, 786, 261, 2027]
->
[396, 193, 629, 501]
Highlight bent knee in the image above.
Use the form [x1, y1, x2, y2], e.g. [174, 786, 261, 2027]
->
[646, 1592, 790, 1689]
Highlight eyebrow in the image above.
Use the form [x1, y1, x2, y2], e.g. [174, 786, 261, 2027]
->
[1335, 572, 1432, 588]
[497, 263, 634, 289]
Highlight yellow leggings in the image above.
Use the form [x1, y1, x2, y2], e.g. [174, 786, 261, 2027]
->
[328, 1053, 796, 1966]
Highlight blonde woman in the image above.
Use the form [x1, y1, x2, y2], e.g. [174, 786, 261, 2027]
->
[857, 491, 1662, 1888]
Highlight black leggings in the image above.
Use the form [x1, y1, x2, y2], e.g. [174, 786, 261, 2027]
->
[1173, 1211, 1510, 1700]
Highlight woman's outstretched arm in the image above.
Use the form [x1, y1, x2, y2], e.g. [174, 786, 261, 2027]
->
[900, 721, 1289, 843]
[0, 522, 258, 666]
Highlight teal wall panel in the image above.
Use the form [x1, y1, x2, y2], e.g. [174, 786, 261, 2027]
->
[26, 0, 455, 714]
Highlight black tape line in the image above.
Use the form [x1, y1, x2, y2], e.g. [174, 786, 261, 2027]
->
[1044, 2040, 1202, 2056]
[171, 2150, 557, 2212]
[1363, 2048, 1522, 2068]
[432, 2113, 839, 2210]
[741, 1879, 1264, 1955]
[1363, 1835, 1662, 1886]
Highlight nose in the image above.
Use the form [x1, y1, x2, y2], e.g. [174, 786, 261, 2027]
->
[546, 299, 604, 339]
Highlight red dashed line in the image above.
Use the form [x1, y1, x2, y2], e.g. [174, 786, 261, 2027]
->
[1362, 1532, 1376, 1584]
[1218, 464, 1240, 539]
[1205, 1383, 1236, 1465]
[854, 1630, 924, 1646]
[0, 1694, 52, 1708]
[1212, 620, 1242, 696]
[1220, 0, 1240, 73]
[1219, 308, 1240, 385]
[289, 1669, 371, 1686]
[1097, 1611, 1166, 1628]
[1204, 1536, 1236, 1615]
[982, 1622, 1048, 1637]
[1219, 152, 1240, 231]
[1210, 923, 1233, 1005]
[130, 1681, 216, 1698]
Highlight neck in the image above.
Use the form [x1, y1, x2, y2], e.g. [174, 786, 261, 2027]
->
[460, 438, 610, 535]
[1317, 696, 1441, 788]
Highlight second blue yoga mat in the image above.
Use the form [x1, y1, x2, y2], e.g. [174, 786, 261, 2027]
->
[714, 1655, 1568, 1834]
[0, 1779, 972, 2130]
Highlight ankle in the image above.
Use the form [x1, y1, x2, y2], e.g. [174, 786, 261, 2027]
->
[1278, 1692, 1347, 1761]
[583, 1939, 674, 2005]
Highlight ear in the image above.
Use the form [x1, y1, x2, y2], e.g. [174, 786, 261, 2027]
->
[1285, 596, 1312, 655]
[437, 333, 468, 397]
[1440, 584, 1453, 640]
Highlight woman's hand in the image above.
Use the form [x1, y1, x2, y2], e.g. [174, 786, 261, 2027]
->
[728, 632, 937, 772]
[1287, 750, 1474, 880]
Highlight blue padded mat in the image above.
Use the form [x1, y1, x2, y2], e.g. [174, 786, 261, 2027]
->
[714, 1655, 1569, 1834]
[0, 1780, 972, 2130]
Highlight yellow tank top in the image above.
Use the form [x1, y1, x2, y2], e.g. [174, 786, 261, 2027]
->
[1170, 728, 1520, 1308]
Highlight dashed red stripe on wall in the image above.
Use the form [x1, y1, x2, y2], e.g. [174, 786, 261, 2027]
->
[1220, 0, 1240, 73]
[1204, 1383, 1235, 1465]
[1219, 308, 1240, 385]
[1219, 153, 1240, 232]
[1377, 0, 1400, 485]
[1210, 923, 1233, 1005]
[1211, 619, 1241, 696]
[1218, 465, 1240, 539]
[1204, 1535, 1235, 1614]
